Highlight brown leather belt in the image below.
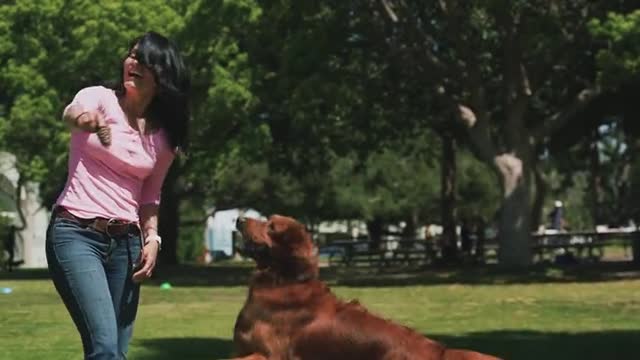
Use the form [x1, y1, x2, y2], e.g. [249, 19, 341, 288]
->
[54, 207, 138, 237]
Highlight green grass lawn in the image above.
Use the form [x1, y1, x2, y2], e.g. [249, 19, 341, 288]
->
[1, 264, 640, 360]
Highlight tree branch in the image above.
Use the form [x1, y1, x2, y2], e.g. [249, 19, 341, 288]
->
[377, 0, 449, 78]
[454, 104, 498, 164]
[380, 0, 398, 22]
[534, 86, 601, 138]
[495, 5, 534, 151]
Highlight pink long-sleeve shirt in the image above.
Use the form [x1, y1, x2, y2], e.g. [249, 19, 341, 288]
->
[56, 86, 175, 222]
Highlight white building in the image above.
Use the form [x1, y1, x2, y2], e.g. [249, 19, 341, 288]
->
[0, 152, 49, 268]
[204, 208, 264, 261]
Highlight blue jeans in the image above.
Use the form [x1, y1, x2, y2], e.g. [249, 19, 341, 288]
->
[46, 216, 142, 360]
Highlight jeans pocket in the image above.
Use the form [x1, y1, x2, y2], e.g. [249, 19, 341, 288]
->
[48, 219, 108, 267]
[48, 218, 82, 245]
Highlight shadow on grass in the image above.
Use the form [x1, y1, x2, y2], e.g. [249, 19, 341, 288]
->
[133, 330, 640, 360]
[432, 329, 640, 360]
[145, 261, 640, 288]
[333, 261, 640, 287]
[1, 261, 639, 288]
[0, 268, 51, 280]
[135, 337, 233, 360]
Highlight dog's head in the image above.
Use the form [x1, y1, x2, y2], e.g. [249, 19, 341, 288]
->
[236, 214, 318, 281]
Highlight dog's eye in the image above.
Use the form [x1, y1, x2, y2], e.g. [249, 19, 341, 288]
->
[267, 222, 276, 233]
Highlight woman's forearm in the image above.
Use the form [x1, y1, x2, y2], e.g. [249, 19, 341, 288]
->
[139, 204, 160, 242]
[63, 104, 86, 128]
[63, 104, 103, 131]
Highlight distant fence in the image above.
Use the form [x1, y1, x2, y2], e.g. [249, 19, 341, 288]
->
[317, 230, 640, 267]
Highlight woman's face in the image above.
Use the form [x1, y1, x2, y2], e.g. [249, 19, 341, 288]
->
[122, 44, 157, 99]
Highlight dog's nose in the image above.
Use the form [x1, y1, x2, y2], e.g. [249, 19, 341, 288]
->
[236, 216, 246, 230]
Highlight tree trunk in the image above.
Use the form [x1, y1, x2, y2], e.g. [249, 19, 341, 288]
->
[402, 211, 418, 239]
[440, 132, 458, 262]
[495, 153, 532, 266]
[531, 163, 547, 231]
[366, 217, 383, 250]
[589, 128, 604, 225]
[158, 162, 180, 265]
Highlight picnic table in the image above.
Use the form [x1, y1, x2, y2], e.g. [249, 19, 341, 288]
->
[323, 238, 436, 267]
[531, 230, 640, 262]
[319, 229, 640, 267]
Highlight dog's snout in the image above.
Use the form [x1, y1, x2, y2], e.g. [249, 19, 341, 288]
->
[236, 216, 246, 230]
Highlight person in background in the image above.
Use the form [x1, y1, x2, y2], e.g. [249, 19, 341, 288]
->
[549, 200, 566, 231]
[45, 31, 190, 359]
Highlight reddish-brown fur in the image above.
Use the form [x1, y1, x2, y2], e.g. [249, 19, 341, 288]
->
[232, 215, 502, 360]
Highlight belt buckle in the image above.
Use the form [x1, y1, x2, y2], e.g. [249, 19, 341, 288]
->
[105, 218, 120, 237]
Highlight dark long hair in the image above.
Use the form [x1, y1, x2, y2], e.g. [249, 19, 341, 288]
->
[112, 31, 191, 151]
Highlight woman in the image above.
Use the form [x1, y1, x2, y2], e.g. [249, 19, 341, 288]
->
[46, 31, 190, 359]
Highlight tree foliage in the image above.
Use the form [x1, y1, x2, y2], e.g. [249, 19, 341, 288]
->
[2, 1, 640, 265]
[0, 0, 184, 203]
[590, 9, 640, 88]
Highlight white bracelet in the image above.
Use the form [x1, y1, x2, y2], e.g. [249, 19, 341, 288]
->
[145, 234, 162, 250]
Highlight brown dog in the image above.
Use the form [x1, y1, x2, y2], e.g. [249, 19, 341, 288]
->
[232, 215, 502, 360]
